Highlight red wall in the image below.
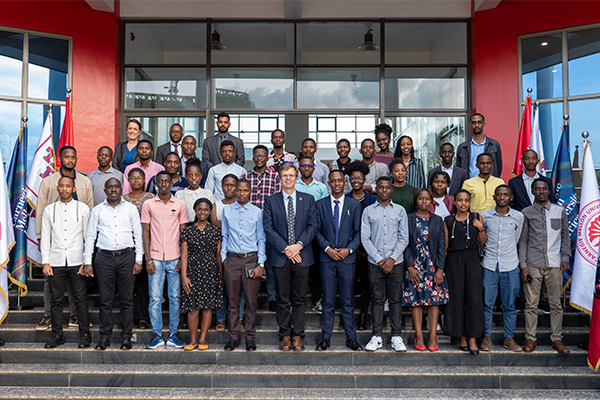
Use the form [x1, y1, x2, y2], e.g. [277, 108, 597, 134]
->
[473, 0, 600, 182]
[0, 0, 119, 173]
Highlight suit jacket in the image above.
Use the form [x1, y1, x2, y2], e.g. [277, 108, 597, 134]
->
[315, 196, 362, 264]
[112, 141, 139, 173]
[427, 165, 468, 198]
[263, 191, 318, 268]
[201, 133, 245, 168]
[403, 213, 446, 271]
[155, 142, 174, 166]
[508, 174, 555, 212]
[456, 136, 503, 178]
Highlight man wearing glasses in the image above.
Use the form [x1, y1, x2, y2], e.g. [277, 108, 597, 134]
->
[456, 113, 503, 179]
[155, 123, 184, 166]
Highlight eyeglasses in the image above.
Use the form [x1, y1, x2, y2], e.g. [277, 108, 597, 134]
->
[169, 130, 183, 134]
[349, 177, 365, 182]
[129, 176, 144, 181]
[470, 121, 484, 126]
[253, 154, 268, 159]
[300, 164, 314, 168]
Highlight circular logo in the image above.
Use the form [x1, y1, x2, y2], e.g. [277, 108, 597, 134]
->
[577, 199, 600, 265]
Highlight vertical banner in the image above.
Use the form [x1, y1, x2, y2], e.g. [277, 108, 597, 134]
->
[0, 146, 16, 325]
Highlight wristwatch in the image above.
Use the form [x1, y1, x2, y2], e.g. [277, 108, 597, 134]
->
[136, 259, 143, 265]
[258, 263, 264, 268]
[347, 248, 354, 255]
[478, 229, 485, 233]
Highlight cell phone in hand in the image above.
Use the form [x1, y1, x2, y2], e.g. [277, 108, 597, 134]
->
[526, 274, 533, 284]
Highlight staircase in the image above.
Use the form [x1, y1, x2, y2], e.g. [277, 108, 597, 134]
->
[0, 277, 598, 399]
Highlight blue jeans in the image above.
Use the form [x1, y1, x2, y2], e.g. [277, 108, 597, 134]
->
[148, 258, 180, 336]
[216, 287, 245, 322]
[482, 264, 520, 338]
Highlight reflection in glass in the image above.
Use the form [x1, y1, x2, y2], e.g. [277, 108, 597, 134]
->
[521, 34, 562, 100]
[297, 22, 380, 65]
[125, 68, 206, 109]
[0, 100, 22, 168]
[125, 23, 206, 65]
[385, 22, 467, 65]
[569, 98, 600, 167]
[211, 22, 294, 65]
[385, 116, 466, 173]
[212, 69, 293, 109]
[28, 35, 68, 101]
[27, 104, 65, 169]
[0, 31, 23, 97]
[385, 68, 467, 109]
[297, 68, 379, 109]
[535, 102, 564, 168]
[131, 116, 205, 159]
[568, 27, 600, 96]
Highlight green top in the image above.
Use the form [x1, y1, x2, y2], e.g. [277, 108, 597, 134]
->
[391, 184, 417, 214]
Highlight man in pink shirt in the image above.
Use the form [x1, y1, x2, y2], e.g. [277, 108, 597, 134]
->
[123, 140, 165, 195]
[141, 171, 188, 349]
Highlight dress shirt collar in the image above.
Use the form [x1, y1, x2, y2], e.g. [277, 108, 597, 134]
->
[533, 201, 552, 212]
[103, 198, 125, 208]
[233, 200, 251, 210]
[522, 172, 539, 181]
[218, 132, 230, 141]
[282, 190, 296, 202]
[250, 167, 269, 176]
[490, 207, 516, 217]
[441, 164, 454, 173]
[375, 199, 394, 208]
[152, 194, 175, 203]
[331, 194, 345, 208]
[471, 135, 487, 147]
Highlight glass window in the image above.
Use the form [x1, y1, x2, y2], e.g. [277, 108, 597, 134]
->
[385, 67, 467, 109]
[210, 22, 294, 65]
[211, 68, 293, 109]
[125, 67, 206, 109]
[385, 22, 467, 65]
[568, 27, 600, 96]
[27, 104, 65, 169]
[125, 23, 206, 65]
[0, 30, 23, 97]
[0, 100, 22, 168]
[297, 22, 380, 65]
[569, 98, 600, 167]
[534, 102, 564, 168]
[521, 34, 562, 100]
[386, 116, 466, 173]
[130, 116, 205, 160]
[27, 35, 68, 101]
[297, 68, 379, 109]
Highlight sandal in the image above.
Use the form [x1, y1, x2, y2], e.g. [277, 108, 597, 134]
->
[414, 338, 426, 351]
[428, 339, 439, 352]
[184, 343, 198, 351]
[198, 341, 208, 350]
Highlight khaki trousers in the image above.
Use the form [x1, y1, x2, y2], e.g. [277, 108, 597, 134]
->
[524, 266, 563, 342]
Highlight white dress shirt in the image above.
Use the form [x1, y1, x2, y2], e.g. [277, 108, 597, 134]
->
[205, 162, 246, 201]
[41, 199, 90, 267]
[175, 187, 215, 222]
[84, 198, 144, 265]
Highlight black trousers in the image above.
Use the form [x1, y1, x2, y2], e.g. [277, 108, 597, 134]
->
[133, 257, 150, 322]
[273, 259, 309, 339]
[355, 256, 371, 314]
[48, 265, 89, 338]
[309, 240, 322, 305]
[95, 248, 135, 340]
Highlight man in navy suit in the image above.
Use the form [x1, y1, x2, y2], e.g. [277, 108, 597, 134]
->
[508, 150, 555, 212]
[263, 163, 318, 352]
[315, 170, 363, 351]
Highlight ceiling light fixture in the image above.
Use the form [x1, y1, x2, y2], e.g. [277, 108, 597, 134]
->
[358, 29, 379, 51]
[210, 30, 226, 51]
[541, 42, 548, 46]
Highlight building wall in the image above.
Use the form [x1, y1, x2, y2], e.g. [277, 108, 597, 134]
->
[473, 0, 600, 182]
[0, 0, 119, 173]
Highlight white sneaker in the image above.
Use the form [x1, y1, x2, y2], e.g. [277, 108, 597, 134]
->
[384, 300, 389, 312]
[365, 335, 383, 352]
[391, 336, 407, 352]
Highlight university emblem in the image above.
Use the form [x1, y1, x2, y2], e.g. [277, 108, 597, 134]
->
[577, 199, 600, 266]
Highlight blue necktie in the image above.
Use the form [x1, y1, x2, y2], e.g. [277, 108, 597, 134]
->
[333, 199, 340, 247]
[287, 196, 296, 245]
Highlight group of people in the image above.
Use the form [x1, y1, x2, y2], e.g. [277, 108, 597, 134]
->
[36, 111, 571, 356]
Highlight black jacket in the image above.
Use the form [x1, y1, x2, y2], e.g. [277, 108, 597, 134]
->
[456, 136, 503, 178]
[112, 141, 140, 173]
[508, 174, 555, 212]
[403, 213, 446, 271]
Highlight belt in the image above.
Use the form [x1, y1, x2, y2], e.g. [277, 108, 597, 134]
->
[99, 248, 133, 257]
[227, 251, 257, 258]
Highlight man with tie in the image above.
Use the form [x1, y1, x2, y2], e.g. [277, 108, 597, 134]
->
[155, 123, 184, 166]
[201, 112, 245, 168]
[263, 163, 318, 352]
[315, 170, 363, 351]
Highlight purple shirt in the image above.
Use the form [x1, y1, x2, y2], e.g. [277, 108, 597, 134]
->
[122, 160, 165, 195]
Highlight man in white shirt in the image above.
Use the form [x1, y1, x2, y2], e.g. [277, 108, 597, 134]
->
[84, 178, 144, 351]
[41, 176, 91, 349]
[205, 140, 246, 201]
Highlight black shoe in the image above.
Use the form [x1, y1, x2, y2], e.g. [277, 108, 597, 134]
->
[459, 345, 469, 352]
[224, 339, 238, 351]
[469, 348, 480, 356]
[0, 337, 4, 346]
[346, 338, 363, 351]
[138, 320, 150, 329]
[315, 338, 330, 351]
[246, 340, 257, 351]
[44, 335, 65, 349]
[269, 301, 277, 312]
[95, 338, 110, 351]
[78, 334, 91, 348]
[121, 338, 132, 350]
[358, 313, 367, 331]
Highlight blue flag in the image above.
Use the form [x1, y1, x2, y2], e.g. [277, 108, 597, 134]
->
[6, 126, 28, 296]
[550, 123, 578, 291]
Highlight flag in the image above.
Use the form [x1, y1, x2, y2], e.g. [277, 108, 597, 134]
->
[589, 255, 600, 371]
[531, 104, 546, 176]
[570, 139, 600, 314]
[551, 124, 579, 291]
[56, 96, 73, 169]
[0, 146, 16, 325]
[26, 109, 56, 266]
[513, 96, 532, 176]
[6, 126, 28, 296]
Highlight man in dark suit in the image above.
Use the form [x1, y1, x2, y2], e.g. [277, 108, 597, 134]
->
[155, 123, 184, 166]
[263, 163, 318, 352]
[202, 112, 245, 168]
[508, 149, 555, 212]
[315, 170, 363, 351]
[456, 113, 503, 178]
[427, 142, 468, 198]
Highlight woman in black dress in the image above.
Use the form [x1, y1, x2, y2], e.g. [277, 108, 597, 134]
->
[443, 190, 487, 355]
[180, 198, 223, 350]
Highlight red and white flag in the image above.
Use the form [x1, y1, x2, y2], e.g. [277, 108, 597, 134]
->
[512, 96, 532, 176]
[531, 104, 546, 176]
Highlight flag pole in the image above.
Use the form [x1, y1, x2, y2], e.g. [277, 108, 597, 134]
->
[16, 116, 28, 311]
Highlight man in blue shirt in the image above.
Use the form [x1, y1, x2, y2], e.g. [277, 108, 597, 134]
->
[456, 113, 503, 178]
[221, 178, 266, 352]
